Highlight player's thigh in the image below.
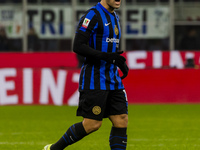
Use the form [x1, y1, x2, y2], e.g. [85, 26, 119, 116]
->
[109, 114, 128, 128]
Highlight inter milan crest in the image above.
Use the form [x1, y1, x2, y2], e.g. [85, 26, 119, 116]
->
[114, 25, 119, 35]
[92, 106, 101, 115]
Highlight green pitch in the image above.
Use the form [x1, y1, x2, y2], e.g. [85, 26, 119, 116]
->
[0, 105, 200, 150]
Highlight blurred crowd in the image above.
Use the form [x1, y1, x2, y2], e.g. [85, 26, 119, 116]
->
[0, 0, 71, 3]
[1, 0, 200, 3]
[1, 26, 199, 52]
[1, 0, 200, 52]
[0, 27, 10, 51]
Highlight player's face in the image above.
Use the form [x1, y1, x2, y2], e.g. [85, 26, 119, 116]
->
[106, 0, 121, 11]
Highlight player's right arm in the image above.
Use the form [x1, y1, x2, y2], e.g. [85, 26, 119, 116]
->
[73, 10, 125, 66]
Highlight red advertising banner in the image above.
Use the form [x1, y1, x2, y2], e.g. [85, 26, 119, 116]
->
[0, 68, 80, 105]
[123, 69, 200, 104]
[0, 68, 200, 105]
[0, 51, 200, 105]
[0, 51, 200, 69]
[125, 51, 200, 69]
[0, 52, 78, 68]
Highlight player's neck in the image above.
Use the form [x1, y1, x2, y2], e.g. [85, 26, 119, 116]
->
[100, 1, 115, 13]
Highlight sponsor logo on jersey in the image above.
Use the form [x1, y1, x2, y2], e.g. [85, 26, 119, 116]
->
[106, 37, 119, 43]
[82, 18, 90, 29]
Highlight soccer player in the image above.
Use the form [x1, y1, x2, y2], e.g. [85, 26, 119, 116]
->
[43, 0, 129, 149]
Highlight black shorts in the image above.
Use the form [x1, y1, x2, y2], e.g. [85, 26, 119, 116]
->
[76, 89, 128, 121]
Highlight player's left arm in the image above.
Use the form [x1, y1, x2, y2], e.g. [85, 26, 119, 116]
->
[118, 62, 129, 79]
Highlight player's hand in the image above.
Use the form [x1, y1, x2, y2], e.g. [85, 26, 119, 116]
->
[101, 51, 126, 66]
[118, 62, 129, 79]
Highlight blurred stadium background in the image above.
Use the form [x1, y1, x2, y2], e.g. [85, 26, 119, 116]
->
[1, 0, 200, 149]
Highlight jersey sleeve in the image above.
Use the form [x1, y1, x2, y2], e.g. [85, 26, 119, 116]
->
[76, 9, 98, 39]
[73, 9, 104, 59]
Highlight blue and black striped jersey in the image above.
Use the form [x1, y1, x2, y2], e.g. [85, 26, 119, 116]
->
[76, 2, 124, 91]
